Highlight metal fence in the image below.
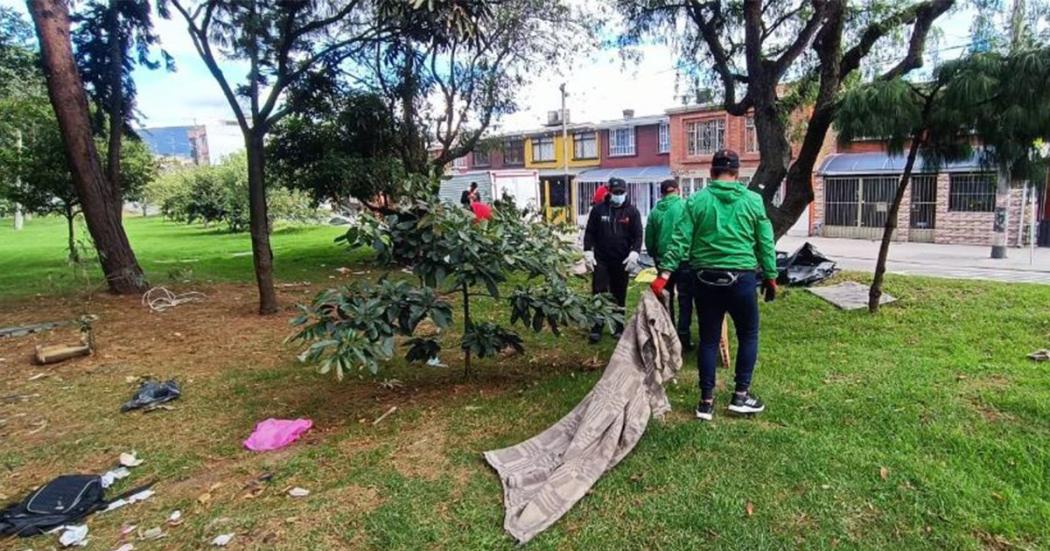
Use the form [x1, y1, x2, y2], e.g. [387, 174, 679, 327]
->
[823, 175, 899, 239]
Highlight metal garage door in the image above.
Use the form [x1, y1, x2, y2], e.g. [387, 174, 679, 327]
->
[822, 176, 897, 239]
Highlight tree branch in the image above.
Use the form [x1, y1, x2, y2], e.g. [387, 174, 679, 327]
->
[840, 0, 954, 79]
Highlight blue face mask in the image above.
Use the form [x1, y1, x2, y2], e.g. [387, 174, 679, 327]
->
[610, 193, 626, 206]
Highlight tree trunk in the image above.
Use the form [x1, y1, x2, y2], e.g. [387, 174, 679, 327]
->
[870, 138, 922, 313]
[105, 0, 123, 213]
[28, 0, 146, 294]
[246, 129, 278, 314]
[66, 209, 78, 263]
[991, 166, 1010, 258]
[461, 281, 472, 378]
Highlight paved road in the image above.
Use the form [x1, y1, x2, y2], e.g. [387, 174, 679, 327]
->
[777, 236, 1050, 285]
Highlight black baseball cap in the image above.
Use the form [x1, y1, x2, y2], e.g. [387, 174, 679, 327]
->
[711, 149, 740, 171]
[659, 179, 678, 195]
[608, 178, 627, 192]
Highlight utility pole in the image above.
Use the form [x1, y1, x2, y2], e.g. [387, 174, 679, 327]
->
[992, 0, 1027, 258]
[560, 82, 569, 221]
[13, 129, 23, 231]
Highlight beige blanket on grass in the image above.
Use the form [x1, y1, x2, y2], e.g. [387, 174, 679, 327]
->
[483, 291, 682, 544]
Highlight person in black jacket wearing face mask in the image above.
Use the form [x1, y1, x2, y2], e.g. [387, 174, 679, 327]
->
[583, 177, 643, 343]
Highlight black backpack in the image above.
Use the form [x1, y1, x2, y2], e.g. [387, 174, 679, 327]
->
[0, 474, 151, 538]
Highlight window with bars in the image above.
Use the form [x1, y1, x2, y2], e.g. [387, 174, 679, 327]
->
[686, 118, 725, 156]
[823, 176, 899, 228]
[609, 127, 636, 156]
[574, 131, 597, 159]
[949, 172, 996, 212]
[452, 155, 468, 169]
[658, 122, 670, 153]
[532, 136, 555, 162]
[680, 177, 705, 196]
[745, 116, 758, 153]
[503, 139, 524, 165]
[472, 149, 490, 167]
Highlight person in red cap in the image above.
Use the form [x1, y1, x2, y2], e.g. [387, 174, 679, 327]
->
[651, 150, 777, 422]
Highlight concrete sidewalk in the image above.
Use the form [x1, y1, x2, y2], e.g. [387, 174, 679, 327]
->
[777, 236, 1050, 285]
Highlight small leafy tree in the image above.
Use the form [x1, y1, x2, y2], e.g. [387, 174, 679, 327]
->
[836, 46, 1050, 312]
[0, 92, 157, 262]
[289, 175, 620, 378]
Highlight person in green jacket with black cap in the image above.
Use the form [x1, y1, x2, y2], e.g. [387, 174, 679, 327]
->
[649, 150, 778, 421]
[644, 179, 694, 348]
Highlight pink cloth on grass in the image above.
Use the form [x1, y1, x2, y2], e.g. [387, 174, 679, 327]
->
[243, 418, 313, 452]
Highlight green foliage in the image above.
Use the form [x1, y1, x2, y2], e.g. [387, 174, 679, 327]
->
[146, 153, 316, 232]
[288, 279, 453, 378]
[836, 47, 1050, 180]
[71, 0, 173, 135]
[292, 174, 620, 378]
[268, 88, 409, 208]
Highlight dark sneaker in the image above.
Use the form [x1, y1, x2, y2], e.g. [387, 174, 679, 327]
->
[588, 331, 601, 344]
[728, 392, 765, 414]
[695, 401, 715, 421]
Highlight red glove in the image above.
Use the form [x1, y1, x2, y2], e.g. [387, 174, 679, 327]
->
[762, 278, 778, 302]
[650, 274, 669, 296]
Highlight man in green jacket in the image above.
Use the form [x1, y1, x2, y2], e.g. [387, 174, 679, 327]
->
[650, 150, 777, 421]
[644, 179, 694, 348]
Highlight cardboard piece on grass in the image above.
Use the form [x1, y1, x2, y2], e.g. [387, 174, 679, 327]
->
[807, 281, 896, 311]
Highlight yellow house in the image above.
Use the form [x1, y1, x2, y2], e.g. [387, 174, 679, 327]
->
[523, 125, 601, 223]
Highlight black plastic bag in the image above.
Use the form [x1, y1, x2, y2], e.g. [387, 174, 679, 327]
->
[121, 379, 180, 412]
[777, 242, 838, 286]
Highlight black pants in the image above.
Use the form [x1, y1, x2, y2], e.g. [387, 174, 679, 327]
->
[666, 265, 696, 344]
[592, 259, 628, 334]
[694, 271, 760, 400]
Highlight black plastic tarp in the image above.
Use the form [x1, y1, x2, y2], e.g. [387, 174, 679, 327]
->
[776, 242, 838, 286]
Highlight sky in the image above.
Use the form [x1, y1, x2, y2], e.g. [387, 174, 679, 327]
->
[4, 1, 979, 160]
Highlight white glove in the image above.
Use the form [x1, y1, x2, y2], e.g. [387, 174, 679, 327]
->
[583, 250, 596, 269]
[623, 251, 640, 270]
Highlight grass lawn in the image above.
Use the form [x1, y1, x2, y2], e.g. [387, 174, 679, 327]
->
[0, 215, 358, 298]
[0, 216, 1047, 549]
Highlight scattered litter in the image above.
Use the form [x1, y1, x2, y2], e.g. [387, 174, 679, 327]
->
[119, 452, 144, 467]
[100, 467, 131, 488]
[167, 510, 183, 526]
[807, 281, 895, 310]
[144, 403, 176, 413]
[58, 524, 88, 547]
[287, 487, 310, 498]
[243, 418, 313, 452]
[114, 543, 135, 551]
[121, 380, 180, 412]
[1, 392, 39, 403]
[277, 281, 311, 288]
[142, 287, 207, 313]
[0, 320, 67, 339]
[464, 405, 482, 411]
[104, 489, 154, 512]
[140, 527, 165, 540]
[211, 533, 235, 546]
[120, 524, 137, 535]
[378, 378, 403, 390]
[335, 266, 352, 275]
[372, 406, 397, 426]
[777, 242, 838, 286]
[1028, 349, 1049, 362]
[26, 419, 48, 435]
[28, 372, 49, 381]
[426, 356, 447, 368]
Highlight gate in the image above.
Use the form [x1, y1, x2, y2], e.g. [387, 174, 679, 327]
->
[822, 176, 898, 239]
[909, 174, 937, 242]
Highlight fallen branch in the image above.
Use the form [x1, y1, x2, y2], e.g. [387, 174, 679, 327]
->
[372, 406, 397, 426]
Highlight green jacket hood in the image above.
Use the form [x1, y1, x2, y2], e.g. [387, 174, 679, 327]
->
[708, 179, 747, 203]
[653, 194, 683, 212]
